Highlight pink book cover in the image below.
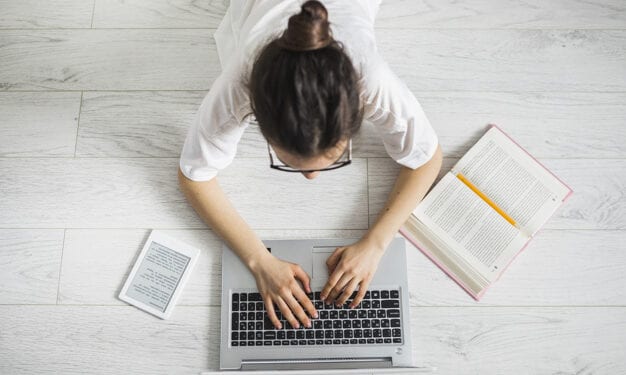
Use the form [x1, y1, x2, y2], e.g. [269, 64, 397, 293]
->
[401, 124, 574, 301]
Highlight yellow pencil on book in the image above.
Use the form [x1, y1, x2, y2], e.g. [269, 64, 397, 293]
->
[455, 172, 518, 228]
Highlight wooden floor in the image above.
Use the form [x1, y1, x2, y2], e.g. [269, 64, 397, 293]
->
[1, 0, 626, 373]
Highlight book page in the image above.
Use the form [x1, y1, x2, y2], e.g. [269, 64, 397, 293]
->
[452, 126, 571, 235]
[414, 173, 528, 282]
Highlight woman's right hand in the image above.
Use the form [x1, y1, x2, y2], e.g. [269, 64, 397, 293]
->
[252, 254, 318, 329]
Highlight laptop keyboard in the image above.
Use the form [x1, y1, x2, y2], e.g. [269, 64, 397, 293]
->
[230, 289, 403, 347]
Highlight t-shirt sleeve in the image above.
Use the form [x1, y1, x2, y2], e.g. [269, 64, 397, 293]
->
[361, 57, 439, 169]
[179, 71, 250, 181]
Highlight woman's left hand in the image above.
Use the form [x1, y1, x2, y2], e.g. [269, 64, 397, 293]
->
[320, 238, 385, 308]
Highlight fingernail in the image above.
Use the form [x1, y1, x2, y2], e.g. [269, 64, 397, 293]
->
[306, 322, 311, 328]
[313, 313, 319, 319]
[294, 323, 300, 329]
[320, 294, 326, 300]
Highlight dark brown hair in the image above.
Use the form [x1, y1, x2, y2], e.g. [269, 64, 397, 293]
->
[247, 0, 362, 158]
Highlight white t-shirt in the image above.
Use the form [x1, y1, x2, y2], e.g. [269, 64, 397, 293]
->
[179, 0, 439, 181]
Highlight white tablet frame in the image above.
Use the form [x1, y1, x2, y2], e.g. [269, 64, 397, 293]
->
[118, 230, 200, 319]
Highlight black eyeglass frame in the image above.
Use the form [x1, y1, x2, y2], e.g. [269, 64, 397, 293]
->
[267, 139, 352, 173]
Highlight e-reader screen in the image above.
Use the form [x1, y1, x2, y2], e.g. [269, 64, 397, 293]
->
[125, 241, 191, 312]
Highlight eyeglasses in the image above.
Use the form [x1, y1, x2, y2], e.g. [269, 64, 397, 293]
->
[267, 139, 352, 173]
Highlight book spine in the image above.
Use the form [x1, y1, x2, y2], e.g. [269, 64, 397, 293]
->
[399, 228, 482, 301]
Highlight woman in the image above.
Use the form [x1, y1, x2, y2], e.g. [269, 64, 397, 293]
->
[178, 0, 443, 330]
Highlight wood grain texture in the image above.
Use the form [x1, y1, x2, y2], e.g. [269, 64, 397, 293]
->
[0, 0, 93, 29]
[404, 230, 626, 305]
[0, 92, 81, 157]
[57, 228, 626, 307]
[93, 0, 229, 28]
[376, 0, 626, 29]
[1, 306, 624, 374]
[0, 158, 368, 229]
[368, 158, 626, 230]
[58, 229, 367, 306]
[0, 229, 64, 304]
[74, 91, 626, 158]
[377, 29, 626, 92]
[76, 91, 204, 157]
[0, 305, 216, 374]
[2, 29, 625, 92]
[0, 29, 216, 91]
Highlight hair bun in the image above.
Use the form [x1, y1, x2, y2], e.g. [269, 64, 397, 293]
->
[278, 0, 333, 52]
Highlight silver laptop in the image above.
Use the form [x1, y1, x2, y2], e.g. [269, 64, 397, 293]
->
[219, 237, 414, 371]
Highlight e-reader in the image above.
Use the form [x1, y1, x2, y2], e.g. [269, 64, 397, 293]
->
[119, 230, 200, 319]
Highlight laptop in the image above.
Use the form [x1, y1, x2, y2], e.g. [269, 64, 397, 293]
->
[219, 237, 415, 371]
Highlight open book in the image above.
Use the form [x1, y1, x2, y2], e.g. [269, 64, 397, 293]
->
[401, 125, 573, 300]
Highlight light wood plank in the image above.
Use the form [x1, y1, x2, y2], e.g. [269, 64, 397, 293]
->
[369, 158, 626, 230]
[76, 91, 203, 157]
[0, 0, 93, 29]
[0, 230, 64, 304]
[58, 228, 626, 307]
[75, 91, 626, 159]
[0, 305, 216, 374]
[93, 0, 228, 28]
[1, 306, 624, 374]
[404, 230, 626, 305]
[376, 0, 626, 29]
[59, 229, 367, 305]
[2, 30, 625, 92]
[0, 157, 368, 229]
[408, 307, 626, 374]
[0, 92, 81, 157]
[0, 30, 216, 91]
[377, 29, 626, 92]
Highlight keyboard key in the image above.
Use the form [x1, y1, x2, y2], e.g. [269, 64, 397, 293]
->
[382, 300, 399, 308]
[256, 332, 263, 340]
[372, 300, 380, 309]
[387, 310, 400, 318]
[392, 329, 401, 337]
[256, 302, 264, 310]
[381, 291, 389, 299]
[240, 303, 247, 311]
[393, 338, 402, 344]
[273, 340, 281, 346]
[264, 331, 276, 340]
[384, 338, 391, 344]
[383, 329, 391, 337]
[391, 319, 401, 327]
[381, 319, 390, 328]
[371, 291, 380, 299]
[391, 290, 399, 298]
[249, 293, 261, 301]
[263, 340, 271, 346]
[231, 332, 238, 340]
[240, 294, 247, 302]
[232, 341, 239, 346]
[376, 338, 383, 344]
[232, 293, 239, 302]
[248, 302, 255, 310]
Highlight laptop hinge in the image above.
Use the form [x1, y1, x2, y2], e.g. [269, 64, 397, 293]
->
[241, 357, 392, 371]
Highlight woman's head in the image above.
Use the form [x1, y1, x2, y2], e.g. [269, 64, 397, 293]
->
[248, 0, 362, 177]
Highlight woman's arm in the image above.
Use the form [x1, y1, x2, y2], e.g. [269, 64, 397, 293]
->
[178, 169, 317, 329]
[321, 144, 443, 306]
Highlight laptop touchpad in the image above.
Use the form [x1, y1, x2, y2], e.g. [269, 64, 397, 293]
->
[312, 246, 337, 281]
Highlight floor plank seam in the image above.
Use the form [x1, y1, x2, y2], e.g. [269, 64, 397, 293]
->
[55, 229, 66, 305]
[73, 91, 83, 157]
[90, 0, 96, 29]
